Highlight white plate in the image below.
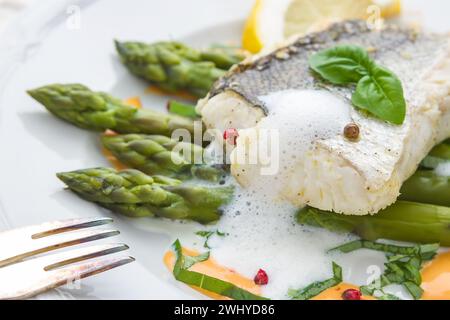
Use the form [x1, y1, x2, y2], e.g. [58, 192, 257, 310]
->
[0, 0, 448, 300]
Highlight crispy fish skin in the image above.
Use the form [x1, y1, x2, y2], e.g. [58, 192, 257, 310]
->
[198, 20, 450, 215]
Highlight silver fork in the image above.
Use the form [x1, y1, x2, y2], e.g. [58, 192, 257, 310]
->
[0, 217, 134, 299]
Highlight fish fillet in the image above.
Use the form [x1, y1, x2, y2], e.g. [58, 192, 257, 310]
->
[198, 20, 450, 215]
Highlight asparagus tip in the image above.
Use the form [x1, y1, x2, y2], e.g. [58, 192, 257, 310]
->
[56, 172, 73, 184]
[114, 40, 127, 57]
[26, 89, 39, 100]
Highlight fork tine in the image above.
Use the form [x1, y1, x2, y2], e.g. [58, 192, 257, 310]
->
[1, 255, 135, 300]
[65, 255, 135, 279]
[0, 229, 120, 268]
[31, 217, 113, 239]
[51, 256, 135, 290]
[44, 244, 129, 271]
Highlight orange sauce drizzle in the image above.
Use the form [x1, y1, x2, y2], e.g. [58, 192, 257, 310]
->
[421, 252, 450, 300]
[124, 96, 143, 108]
[313, 283, 375, 300]
[102, 147, 129, 171]
[163, 248, 450, 300]
[164, 247, 261, 300]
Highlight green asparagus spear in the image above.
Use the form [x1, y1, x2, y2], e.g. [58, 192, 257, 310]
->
[167, 100, 198, 119]
[115, 41, 245, 97]
[399, 170, 450, 207]
[200, 45, 247, 70]
[297, 201, 450, 246]
[57, 167, 234, 224]
[101, 133, 227, 181]
[421, 143, 450, 169]
[27, 84, 195, 137]
[429, 142, 450, 158]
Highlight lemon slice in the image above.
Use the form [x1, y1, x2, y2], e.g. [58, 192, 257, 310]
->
[243, 0, 401, 53]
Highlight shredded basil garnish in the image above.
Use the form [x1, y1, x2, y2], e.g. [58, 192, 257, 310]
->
[288, 262, 343, 300]
[330, 240, 438, 261]
[172, 240, 269, 300]
[376, 293, 401, 300]
[183, 251, 210, 269]
[309, 45, 406, 125]
[196, 230, 228, 249]
[333, 240, 438, 300]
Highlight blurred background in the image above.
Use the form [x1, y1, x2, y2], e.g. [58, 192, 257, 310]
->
[0, 0, 32, 30]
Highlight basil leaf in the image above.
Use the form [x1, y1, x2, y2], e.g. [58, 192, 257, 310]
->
[195, 231, 214, 237]
[361, 283, 402, 300]
[384, 272, 404, 284]
[167, 100, 198, 118]
[288, 278, 340, 300]
[404, 263, 422, 285]
[385, 261, 406, 279]
[329, 240, 363, 253]
[377, 293, 401, 300]
[175, 268, 268, 300]
[388, 254, 409, 262]
[216, 230, 228, 237]
[360, 286, 376, 296]
[404, 281, 424, 300]
[330, 240, 429, 257]
[309, 45, 407, 125]
[352, 66, 406, 125]
[172, 240, 268, 300]
[289, 262, 342, 300]
[418, 243, 440, 261]
[196, 230, 228, 249]
[309, 45, 371, 84]
[332, 261, 343, 281]
[183, 251, 210, 269]
[334, 240, 438, 300]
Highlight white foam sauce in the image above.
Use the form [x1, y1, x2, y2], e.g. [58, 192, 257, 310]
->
[160, 89, 411, 299]
[205, 90, 360, 299]
[160, 89, 433, 299]
[236, 89, 352, 197]
[210, 183, 355, 299]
